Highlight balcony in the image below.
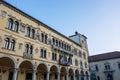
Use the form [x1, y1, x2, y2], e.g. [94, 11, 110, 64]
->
[51, 45, 73, 55]
[23, 52, 33, 59]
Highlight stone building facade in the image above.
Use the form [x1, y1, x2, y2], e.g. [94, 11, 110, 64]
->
[0, 1, 89, 80]
[89, 51, 120, 80]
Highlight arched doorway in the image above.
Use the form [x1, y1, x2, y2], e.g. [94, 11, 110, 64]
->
[81, 71, 84, 80]
[0, 57, 15, 80]
[37, 63, 48, 80]
[68, 68, 74, 80]
[60, 67, 67, 80]
[18, 61, 33, 80]
[50, 65, 58, 80]
[75, 70, 79, 80]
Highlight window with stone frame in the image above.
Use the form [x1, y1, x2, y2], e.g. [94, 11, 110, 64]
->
[9, 39, 15, 50]
[3, 38, 16, 50]
[7, 18, 19, 32]
[52, 53, 57, 61]
[31, 29, 35, 39]
[13, 21, 19, 32]
[45, 35, 48, 44]
[4, 38, 10, 49]
[25, 44, 33, 54]
[7, 18, 13, 30]
[40, 49, 47, 58]
[27, 27, 35, 39]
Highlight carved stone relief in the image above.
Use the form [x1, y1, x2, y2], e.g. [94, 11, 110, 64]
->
[18, 43, 23, 50]
[35, 48, 39, 53]
[20, 24, 25, 33]
[0, 10, 7, 19]
[36, 29, 41, 41]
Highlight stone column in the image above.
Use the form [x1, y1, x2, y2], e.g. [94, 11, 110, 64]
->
[79, 75, 81, 80]
[57, 72, 60, 80]
[66, 73, 68, 80]
[47, 71, 50, 80]
[32, 69, 36, 80]
[13, 68, 18, 80]
[73, 74, 75, 80]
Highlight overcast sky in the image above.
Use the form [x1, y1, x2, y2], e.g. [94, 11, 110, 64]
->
[5, 0, 120, 55]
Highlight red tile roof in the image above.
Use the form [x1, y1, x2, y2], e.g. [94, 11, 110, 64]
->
[89, 51, 120, 62]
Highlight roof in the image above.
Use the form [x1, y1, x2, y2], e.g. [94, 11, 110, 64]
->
[0, 0, 83, 48]
[89, 51, 120, 62]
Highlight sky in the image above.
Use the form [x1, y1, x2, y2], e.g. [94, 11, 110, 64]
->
[5, 0, 120, 55]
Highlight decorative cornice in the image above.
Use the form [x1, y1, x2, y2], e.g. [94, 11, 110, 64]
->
[0, 0, 82, 48]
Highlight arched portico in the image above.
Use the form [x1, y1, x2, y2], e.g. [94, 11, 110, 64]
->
[18, 60, 33, 80]
[85, 71, 89, 80]
[75, 69, 79, 80]
[68, 68, 74, 80]
[37, 63, 48, 80]
[60, 67, 67, 80]
[81, 71, 84, 80]
[0, 56, 16, 80]
[50, 65, 59, 80]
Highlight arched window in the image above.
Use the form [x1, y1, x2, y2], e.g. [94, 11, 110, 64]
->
[7, 18, 13, 29]
[80, 61, 83, 67]
[52, 38, 55, 45]
[44, 50, 46, 58]
[40, 49, 43, 57]
[14, 21, 19, 32]
[41, 33, 44, 42]
[10, 39, 15, 50]
[4, 38, 10, 49]
[59, 41, 61, 47]
[31, 29, 35, 39]
[56, 40, 58, 46]
[25, 44, 29, 53]
[45, 35, 47, 44]
[27, 27, 31, 37]
[30, 45, 33, 54]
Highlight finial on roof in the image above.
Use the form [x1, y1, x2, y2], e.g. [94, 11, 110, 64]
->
[75, 31, 78, 35]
